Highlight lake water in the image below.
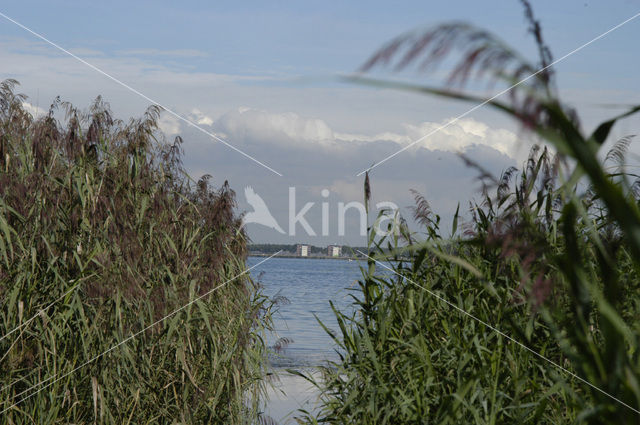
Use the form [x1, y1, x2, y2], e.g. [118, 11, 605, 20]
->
[246, 256, 365, 424]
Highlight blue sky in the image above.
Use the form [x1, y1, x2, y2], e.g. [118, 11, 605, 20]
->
[1, 1, 639, 244]
[1, 1, 638, 78]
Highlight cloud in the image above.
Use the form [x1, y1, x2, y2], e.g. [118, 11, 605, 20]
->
[0, 37, 276, 109]
[157, 112, 181, 136]
[21, 101, 46, 118]
[208, 107, 520, 160]
[214, 108, 336, 148]
[116, 48, 209, 58]
[335, 117, 519, 158]
[189, 108, 214, 126]
[405, 119, 517, 156]
[68, 48, 105, 57]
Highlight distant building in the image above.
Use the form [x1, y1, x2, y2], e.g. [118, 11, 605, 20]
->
[328, 245, 341, 257]
[296, 244, 310, 257]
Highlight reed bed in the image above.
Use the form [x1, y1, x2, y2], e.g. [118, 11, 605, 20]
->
[304, 3, 640, 424]
[0, 81, 273, 424]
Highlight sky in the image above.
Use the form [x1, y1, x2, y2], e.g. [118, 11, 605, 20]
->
[1, 1, 639, 245]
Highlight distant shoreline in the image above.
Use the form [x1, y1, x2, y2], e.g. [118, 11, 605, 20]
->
[248, 253, 361, 261]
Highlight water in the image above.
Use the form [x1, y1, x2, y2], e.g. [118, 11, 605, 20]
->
[246, 256, 364, 423]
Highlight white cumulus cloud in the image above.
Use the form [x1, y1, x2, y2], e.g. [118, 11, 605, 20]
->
[215, 108, 336, 147]
[190, 108, 214, 126]
[21, 102, 46, 118]
[212, 108, 520, 159]
[157, 112, 181, 136]
[336, 117, 519, 158]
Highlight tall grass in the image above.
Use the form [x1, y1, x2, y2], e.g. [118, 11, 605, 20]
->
[0, 80, 273, 424]
[304, 3, 640, 424]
